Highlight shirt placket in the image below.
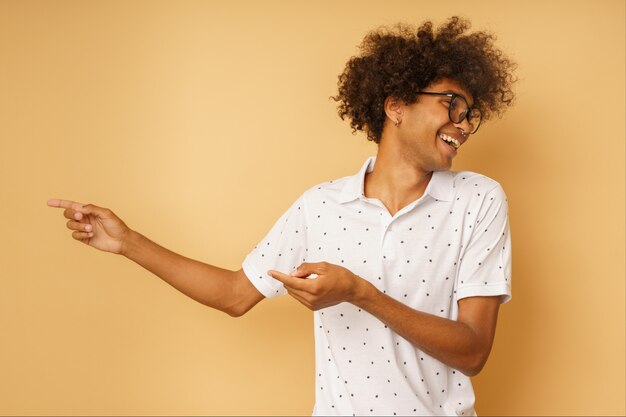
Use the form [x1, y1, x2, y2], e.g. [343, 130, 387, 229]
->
[381, 210, 396, 261]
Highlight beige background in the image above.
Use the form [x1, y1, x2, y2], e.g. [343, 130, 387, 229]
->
[1, 0, 624, 415]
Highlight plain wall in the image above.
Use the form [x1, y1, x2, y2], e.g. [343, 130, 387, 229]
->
[0, 0, 624, 415]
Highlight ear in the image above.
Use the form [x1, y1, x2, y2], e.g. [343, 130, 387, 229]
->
[384, 96, 403, 125]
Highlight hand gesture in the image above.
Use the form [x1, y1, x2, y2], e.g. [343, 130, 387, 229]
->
[47, 199, 131, 254]
[268, 262, 367, 310]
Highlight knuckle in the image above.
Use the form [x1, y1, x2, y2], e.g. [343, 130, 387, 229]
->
[310, 282, 321, 296]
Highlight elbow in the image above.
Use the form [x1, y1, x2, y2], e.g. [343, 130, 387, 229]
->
[223, 294, 259, 318]
[226, 309, 243, 318]
[460, 362, 483, 377]
[222, 269, 263, 318]
[198, 297, 250, 318]
[225, 303, 250, 318]
[459, 351, 490, 377]
[196, 296, 250, 317]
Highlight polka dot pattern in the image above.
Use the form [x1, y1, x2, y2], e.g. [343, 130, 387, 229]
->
[243, 157, 512, 415]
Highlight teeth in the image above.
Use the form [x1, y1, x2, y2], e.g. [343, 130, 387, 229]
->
[439, 133, 460, 149]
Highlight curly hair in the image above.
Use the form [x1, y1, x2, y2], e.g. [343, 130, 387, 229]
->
[332, 17, 516, 143]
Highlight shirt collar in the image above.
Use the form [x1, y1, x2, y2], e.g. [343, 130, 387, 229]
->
[338, 156, 455, 204]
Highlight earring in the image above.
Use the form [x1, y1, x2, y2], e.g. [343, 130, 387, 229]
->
[394, 119, 400, 127]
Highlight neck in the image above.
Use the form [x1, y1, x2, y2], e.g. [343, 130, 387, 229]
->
[364, 139, 433, 216]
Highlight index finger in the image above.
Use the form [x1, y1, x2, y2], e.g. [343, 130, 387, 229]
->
[47, 199, 85, 211]
[268, 270, 312, 291]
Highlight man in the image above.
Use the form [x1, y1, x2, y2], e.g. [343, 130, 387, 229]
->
[49, 17, 515, 416]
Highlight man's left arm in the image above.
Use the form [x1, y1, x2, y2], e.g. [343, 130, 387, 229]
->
[268, 263, 500, 377]
[354, 277, 500, 377]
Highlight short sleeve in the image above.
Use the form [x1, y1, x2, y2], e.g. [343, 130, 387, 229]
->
[455, 185, 512, 304]
[242, 194, 309, 298]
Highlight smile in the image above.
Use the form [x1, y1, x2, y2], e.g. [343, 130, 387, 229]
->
[438, 133, 460, 149]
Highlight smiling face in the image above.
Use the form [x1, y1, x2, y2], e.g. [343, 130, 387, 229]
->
[389, 78, 475, 173]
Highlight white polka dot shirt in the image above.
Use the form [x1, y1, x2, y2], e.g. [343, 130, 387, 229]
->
[243, 156, 512, 416]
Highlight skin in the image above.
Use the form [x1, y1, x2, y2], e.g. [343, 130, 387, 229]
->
[267, 78, 501, 376]
[48, 77, 500, 377]
[46, 200, 264, 317]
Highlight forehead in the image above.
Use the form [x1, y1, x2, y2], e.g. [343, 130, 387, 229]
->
[427, 78, 474, 105]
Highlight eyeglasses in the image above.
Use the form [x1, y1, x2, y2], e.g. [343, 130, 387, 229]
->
[415, 91, 482, 134]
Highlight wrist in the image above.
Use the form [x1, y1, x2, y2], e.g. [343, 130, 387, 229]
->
[350, 275, 377, 307]
[120, 229, 141, 258]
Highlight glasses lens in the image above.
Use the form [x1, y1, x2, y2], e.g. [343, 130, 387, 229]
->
[450, 96, 481, 134]
[449, 95, 468, 123]
[468, 108, 481, 133]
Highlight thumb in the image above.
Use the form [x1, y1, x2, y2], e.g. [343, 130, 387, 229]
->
[80, 204, 115, 219]
[291, 266, 310, 278]
[291, 262, 325, 278]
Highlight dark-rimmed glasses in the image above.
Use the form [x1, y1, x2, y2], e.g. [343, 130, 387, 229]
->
[416, 91, 482, 134]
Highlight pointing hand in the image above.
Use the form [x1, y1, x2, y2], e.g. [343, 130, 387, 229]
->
[47, 199, 131, 255]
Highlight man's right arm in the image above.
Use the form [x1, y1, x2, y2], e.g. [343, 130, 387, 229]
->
[123, 231, 264, 316]
[47, 199, 264, 317]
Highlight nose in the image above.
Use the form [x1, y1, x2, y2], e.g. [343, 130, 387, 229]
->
[452, 117, 472, 136]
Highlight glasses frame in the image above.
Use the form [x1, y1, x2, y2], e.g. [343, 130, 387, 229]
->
[415, 91, 482, 134]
